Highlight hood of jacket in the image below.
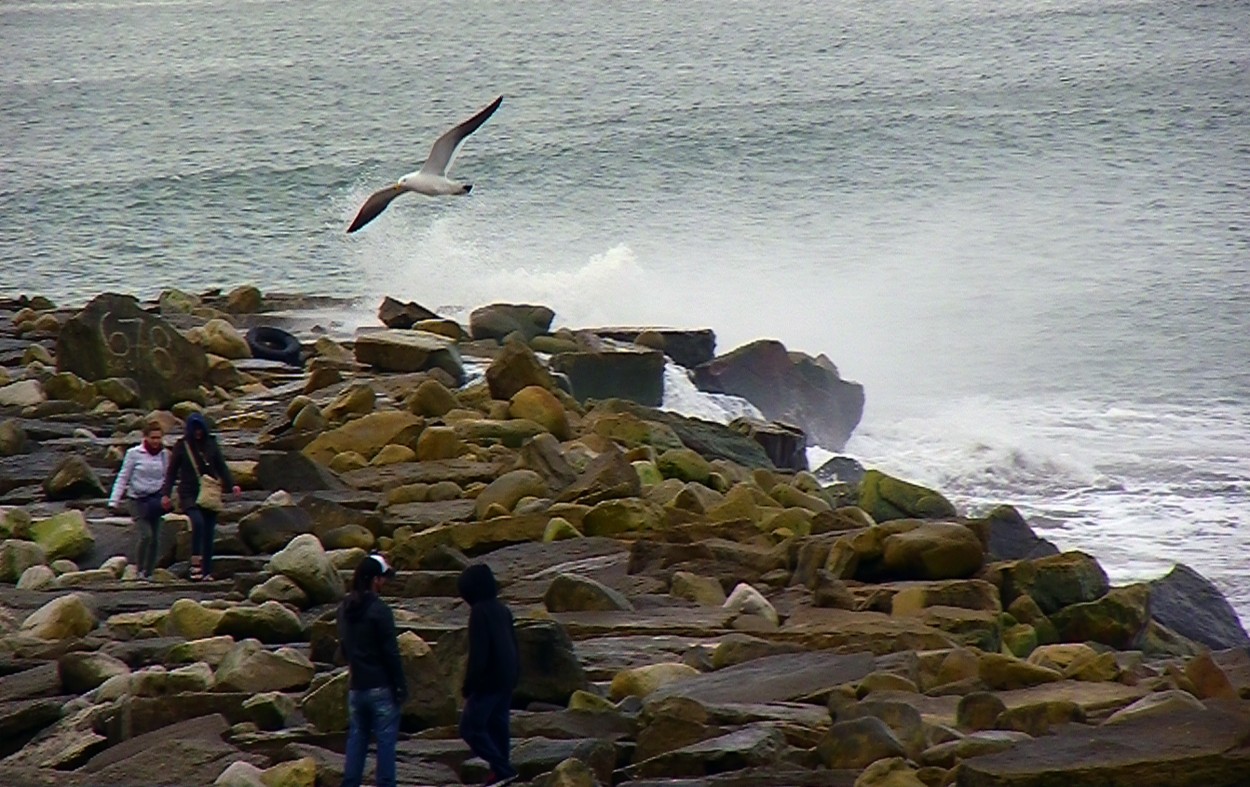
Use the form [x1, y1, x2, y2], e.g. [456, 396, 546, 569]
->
[344, 590, 377, 621]
[458, 563, 498, 605]
[184, 412, 210, 442]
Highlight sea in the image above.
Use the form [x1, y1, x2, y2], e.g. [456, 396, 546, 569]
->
[2, 0, 1248, 623]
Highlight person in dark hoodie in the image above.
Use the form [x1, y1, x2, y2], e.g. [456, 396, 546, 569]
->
[160, 412, 239, 581]
[338, 553, 407, 787]
[457, 563, 520, 786]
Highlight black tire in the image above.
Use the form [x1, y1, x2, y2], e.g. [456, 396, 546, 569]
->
[245, 326, 303, 367]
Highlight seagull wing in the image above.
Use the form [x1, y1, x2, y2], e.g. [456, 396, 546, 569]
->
[419, 95, 503, 177]
[346, 184, 406, 233]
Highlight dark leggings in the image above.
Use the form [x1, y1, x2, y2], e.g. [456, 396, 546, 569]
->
[187, 506, 218, 574]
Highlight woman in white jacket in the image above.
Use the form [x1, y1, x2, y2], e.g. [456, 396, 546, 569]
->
[108, 420, 169, 578]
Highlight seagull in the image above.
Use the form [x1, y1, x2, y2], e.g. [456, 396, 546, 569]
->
[346, 95, 503, 233]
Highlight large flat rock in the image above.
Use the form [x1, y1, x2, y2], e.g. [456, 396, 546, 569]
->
[774, 607, 958, 654]
[339, 457, 507, 490]
[552, 608, 735, 640]
[957, 702, 1250, 787]
[872, 680, 1150, 728]
[648, 649, 876, 705]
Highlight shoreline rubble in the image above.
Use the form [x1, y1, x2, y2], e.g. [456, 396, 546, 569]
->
[0, 286, 1247, 787]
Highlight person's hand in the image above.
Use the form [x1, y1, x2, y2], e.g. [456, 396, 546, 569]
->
[232, 485, 242, 497]
[161, 495, 172, 511]
[108, 502, 123, 515]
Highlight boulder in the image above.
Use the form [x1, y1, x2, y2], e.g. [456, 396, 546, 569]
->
[486, 341, 558, 400]
[96, 377, 141, 407]
[167, 636, 236, 668]
[255, 451, 347, 493]
[587, 327, 716, 369]
[0, 380, 47, 407]
[671, 571, 728, 606]
[1148, 563, 1250, 650]
[1050, 583, 1151, 649]
[581, 498, 665, 537]
[57, 292, 208, 408]
[407, 378, 459, 417]
[551, 346, 666, 406]
[397, 632, 458, 728]
[1102, 690, 1205, 725]
[215, 639, 315, 693]
[853, 757, 927, 787]
[556, 444, 642, 505]
[238, 505, 314, 553]
[302, 410, 424, 465]
[879, 522, 984, 580]
[415, 425, 465, 461]
[727, 417, 808, 471]
[43, 371, 97, 404]
[42, 455, 108, 501]
[201, 319, 251, 359]
[628, 724, 787, 778]
[268, 533, 345, 605]
[165, 599, 227, 640]
[0, 419, 29, 456]
[301, 670, 349, 733]
[1002, 551, 1110, 614]
[30, 510, 95, 561]
[510, 385, 572, 440]
[0, 539, 46, 583]
[816, 716, 906, 769]
[958, 704, 1250, 787]
[858, 470, 957, 522]
[214, 601, 304, 644]
[544, 573, 634, 613]
[474, 469, 550, 519]
[610, 663, 702, 701]
[377, 296, 438, 329]
[20, 592, 97, 640]
[979, 505, 1060, 561]
[17, 564, 56, 590]
[354, 329, 464, 382]
[722, 583, 779, 625]
[692, 339, 864, 450]
[657, 448, 713, 485]
[469, 303, 555, 341]
[248, 574, 310, 606]
[58, 651, 131, 693]
[323, 383, 376, 422]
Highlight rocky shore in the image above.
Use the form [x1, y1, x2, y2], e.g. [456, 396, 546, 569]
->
[1, 287, 1248, 787]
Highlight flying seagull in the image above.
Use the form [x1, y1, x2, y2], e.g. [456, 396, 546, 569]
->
[346, 95, 503, 233]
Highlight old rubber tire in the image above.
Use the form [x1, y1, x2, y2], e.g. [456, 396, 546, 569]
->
[245, 326, 302, 367]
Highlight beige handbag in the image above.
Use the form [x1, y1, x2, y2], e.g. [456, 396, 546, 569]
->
[185, 444, 224, 511]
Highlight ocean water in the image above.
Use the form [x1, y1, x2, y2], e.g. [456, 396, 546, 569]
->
[3, 0, 1248, 621]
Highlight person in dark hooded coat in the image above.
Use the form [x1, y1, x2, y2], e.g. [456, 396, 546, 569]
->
[338, 554, 406, 787]
[161, 412, 238, 580]
[457, 563, 520, 785]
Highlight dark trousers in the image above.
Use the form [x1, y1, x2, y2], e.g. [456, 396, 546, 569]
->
[460, 691, 514, 779]
[186, 506, 218, 574]
[127, 495, 163, 576]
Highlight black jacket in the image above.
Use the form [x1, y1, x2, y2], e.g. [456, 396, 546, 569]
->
[337, 592, 408, 702]
[162, 414, 234, 510]
[458, 564, 520, 697]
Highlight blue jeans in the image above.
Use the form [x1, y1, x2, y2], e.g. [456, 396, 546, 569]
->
[342, 687, 401, 787]
[460, 691, 515, 779]
[186, 506, 217, 574]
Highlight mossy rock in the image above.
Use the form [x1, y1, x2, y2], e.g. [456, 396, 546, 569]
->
[858, 469, 957, 522]
[656, 448, 712, 485]
[1050, 582, 1151, 649]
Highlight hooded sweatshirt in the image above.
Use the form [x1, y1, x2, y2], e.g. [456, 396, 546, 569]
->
[337, 591, 408, 702]
[458, 563, 520, 696]
[162, 413, 234, 508]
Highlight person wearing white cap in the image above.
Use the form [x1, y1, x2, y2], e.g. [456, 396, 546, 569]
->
[338, 553, 405, 787]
